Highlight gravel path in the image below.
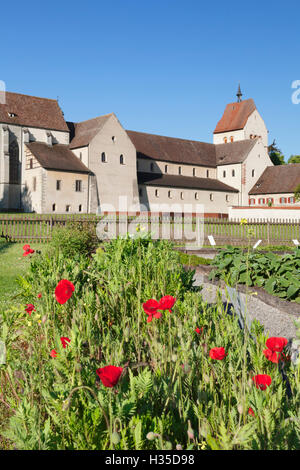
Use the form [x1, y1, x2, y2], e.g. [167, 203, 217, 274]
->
[193, 272, 299, 340]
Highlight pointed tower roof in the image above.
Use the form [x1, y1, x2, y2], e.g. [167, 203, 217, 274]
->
[213, 98, 256, 134]
[236, 83, 242, 102]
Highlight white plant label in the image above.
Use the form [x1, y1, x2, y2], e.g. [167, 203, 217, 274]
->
[208, 235, 216, 246]
[292, 239, 299, 246]
[253, 239, 262, 249]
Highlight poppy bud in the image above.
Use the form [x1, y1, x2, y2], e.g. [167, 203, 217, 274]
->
[187, 421, 194, 440]
[111, 431, 121, 445]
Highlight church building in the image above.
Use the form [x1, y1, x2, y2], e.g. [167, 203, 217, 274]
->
[0, 87, 299, 216]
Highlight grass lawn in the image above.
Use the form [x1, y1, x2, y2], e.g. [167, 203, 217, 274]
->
[0, 241, 40, 310]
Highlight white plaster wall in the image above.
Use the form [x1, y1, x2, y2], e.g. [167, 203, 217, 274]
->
[213, 129, 245, 145]
[43, 170, 89, 213]
[137, 157, 217, 178]
[242, 140, 273, 206]
[71, 146, 89, 168]
[249, 193, 300, 206]
[229, 206, 300, 222]
[88, 114, 139, 213]
[217, 163, 242, 195]
[139, 185, 239, 214]
[213, 109, 268, 146]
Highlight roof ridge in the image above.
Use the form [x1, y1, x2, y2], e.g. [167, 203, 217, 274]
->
[74, 113, 114, 125]
[5, 91, 58, 102]
[126, 129, 214, 146]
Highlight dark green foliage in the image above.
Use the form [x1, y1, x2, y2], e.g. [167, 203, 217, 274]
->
[209, 246, 300, 303]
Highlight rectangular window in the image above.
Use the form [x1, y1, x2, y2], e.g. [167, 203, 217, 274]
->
[75, 180, 82, 192]
[33, 176, 36, 192]
[252, 169, 255, 177]
[223, 170, 226, 178]
[52, 203, 56, 212]
[210, 193, 214, 201]
[29, 158, 33, 169]
[178, 166, 182, 175]
[66, 205, 71, 212]
[78, 204, 82, 212]
[56, 180, 61, 191]
[165, 165, 168, 174]
[226, 194, 229, 202]
[193, 168, 196, 177]
[155, 189, 159, 198]
[206, 170, 209, 178]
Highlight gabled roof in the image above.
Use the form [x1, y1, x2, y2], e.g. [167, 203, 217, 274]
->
[68, 114, 113, 149]
[26, 142, 90, 173]
[138, 172, 239, 192]
[216, 139, 256, 165]
[0, 91, 69, 132]
[127, 130, 217, 167]
[214, 99, 256, 134]
[249, 164, 300, 195]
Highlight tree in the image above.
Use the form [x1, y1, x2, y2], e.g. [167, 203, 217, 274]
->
[294, 183, 300, 202]
[268, 139, 286, 165]
[288, 155, 300, 164]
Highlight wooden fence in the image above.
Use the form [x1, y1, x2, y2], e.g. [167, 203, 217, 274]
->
[0, 213, 299, 245]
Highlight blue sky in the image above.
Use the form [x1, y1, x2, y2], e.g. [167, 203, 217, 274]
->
[1, 0, 300, 160]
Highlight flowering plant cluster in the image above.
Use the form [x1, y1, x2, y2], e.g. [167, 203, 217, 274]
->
[0, 236, 298, 451]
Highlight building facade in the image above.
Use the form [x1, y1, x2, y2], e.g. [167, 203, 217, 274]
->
[0, 89, 299, 215]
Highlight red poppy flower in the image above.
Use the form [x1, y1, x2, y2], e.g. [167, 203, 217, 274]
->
[23, 248, 35, 257]
[37, 293, 42, 299]
[209, 347, 227, 360]
[96, 365, 123, 388]
[55, 279, 75, 304]
[248, 407, 255, 417]
[50, 349, 57, 358]
[266, 337, 288, 353]
[158, 295, 176, 312]
[143, 299, 161, 323]
[252, 374, 272, 391]
[25, 304, 36, 315]
[60, 337, 71, 349]
[195, 327, 203, 335]
[23, 244, 31, 251]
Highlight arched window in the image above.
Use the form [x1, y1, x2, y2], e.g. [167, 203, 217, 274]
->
[178, 166, 182, 175]
[210, 193, 214, 201]
[9, 139, 20, 185]
[52, 203, 56, 212]
[120, 154, 124, 165]
[180, 192, 184, 200]
[168, 190, 172, 199]
[195, 192, 199, 200]
[223, 170, 226, 178]
[155, 189, 159, 198]
[224, 137, 227, 143]
[101, 152, 106, 162]
[230, 136, 234, 142]
[206, 170, 209, 178]
[232, 169, 235, 177]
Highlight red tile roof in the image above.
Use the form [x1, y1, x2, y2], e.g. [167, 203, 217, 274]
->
[214, 99, 256, 134]
[249, 164, 300, 195]
[68, 114, 113, 149]
[0, 92, 69, 132]
[26, 142, 90, 173]
[127, 130, 217, 167]
[138, 172, 239, 192]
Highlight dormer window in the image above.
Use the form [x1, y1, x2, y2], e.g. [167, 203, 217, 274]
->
[8, 112, 17, 118]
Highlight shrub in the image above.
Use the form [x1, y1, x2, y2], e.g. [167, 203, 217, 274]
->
[50, 222, 98, 257]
